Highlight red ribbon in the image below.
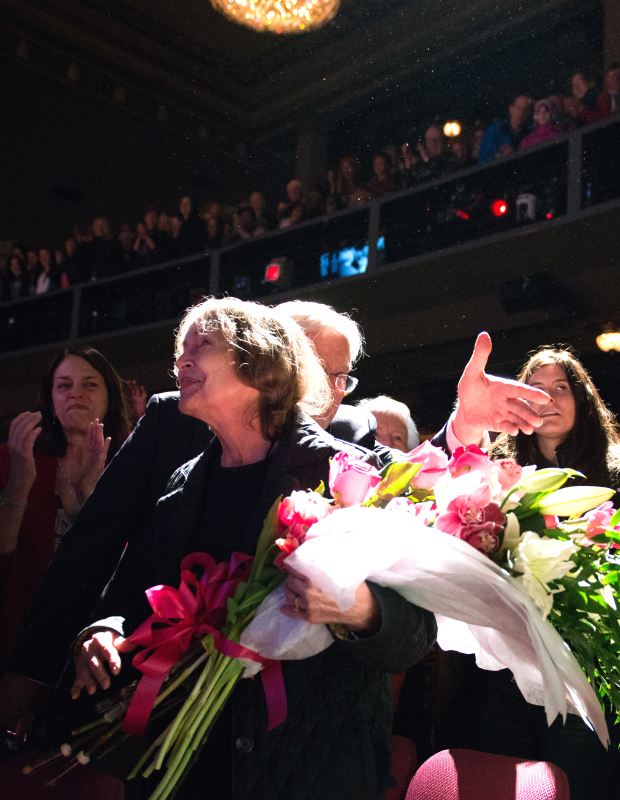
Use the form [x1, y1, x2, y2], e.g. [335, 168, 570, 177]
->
[122, 552, 286, 736]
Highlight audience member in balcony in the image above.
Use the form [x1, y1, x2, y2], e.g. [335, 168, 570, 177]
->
[449, 131, 477, 169]
[280, 179, 305, 218]
[327, 155, 370, 210]
[233, 203, 258, 239]
[24, 249, 38, 296]
[1, 256, 28, 302]
[117, 222, 135, 270]
[206, 216, 223, 250]
[603, 62, 619, 114]
[478, 94, 533, 162]
[62, 235, 82, 286]
[470, 123, 486, 161]
[357, 396, 419, 452]
[279, 201, 305, 228]
[89, 216, 123, 280]
[248, 191, 271, 234]
[520, 98, 563, 149]
[305, 187, 326, 219]
[177, 195, 209, 257]
[0, 346, 131, 671]
[35, 248, 56, 295]
[368, 153, 402, 199]
[133, 206, 165, 267]
[567, 70, 611, 127]
[404, 124, 459, 185]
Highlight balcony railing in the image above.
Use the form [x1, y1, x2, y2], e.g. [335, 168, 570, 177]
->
[2, 115, 620, 355]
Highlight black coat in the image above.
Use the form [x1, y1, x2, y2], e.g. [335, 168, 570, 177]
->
[93, 415, 436, 800]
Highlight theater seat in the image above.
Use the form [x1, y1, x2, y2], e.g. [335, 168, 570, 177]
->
[387, 735, 418, 800]
[405, 748, 570, 800]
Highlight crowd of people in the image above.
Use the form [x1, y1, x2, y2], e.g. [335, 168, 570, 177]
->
[2, 65, 618, 304]
[0, 297, 618, 800]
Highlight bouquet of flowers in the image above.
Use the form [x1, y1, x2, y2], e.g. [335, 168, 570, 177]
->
[27, 440, 619, 793]
[242, 441, 619, 747]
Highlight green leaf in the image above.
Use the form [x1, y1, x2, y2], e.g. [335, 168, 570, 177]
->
[365, 462, 421, 506]
[249, 496, 283, 584]
[610, 508, 620, 527]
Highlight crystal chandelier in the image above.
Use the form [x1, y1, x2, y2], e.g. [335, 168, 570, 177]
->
[210, 0, 340, 34]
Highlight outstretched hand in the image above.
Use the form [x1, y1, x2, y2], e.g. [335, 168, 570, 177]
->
[453, 332, 550, 444]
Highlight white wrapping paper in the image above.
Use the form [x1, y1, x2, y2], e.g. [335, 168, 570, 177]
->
[241, 505, 609, 747]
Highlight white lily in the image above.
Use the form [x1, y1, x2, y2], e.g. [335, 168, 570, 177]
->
[513, 532, 578, 619]
[537, 486, 615, 517]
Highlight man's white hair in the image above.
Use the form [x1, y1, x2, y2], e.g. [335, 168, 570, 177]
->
[277, 300, 364, 365]
[357, 395, 419, 450]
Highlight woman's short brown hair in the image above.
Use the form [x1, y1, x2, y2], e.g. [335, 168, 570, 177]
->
[175, 297, 331, 439]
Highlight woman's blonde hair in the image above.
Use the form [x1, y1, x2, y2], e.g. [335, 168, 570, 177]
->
[175, 297, 331, 439]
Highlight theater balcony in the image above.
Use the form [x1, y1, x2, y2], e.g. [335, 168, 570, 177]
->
[2, 115, 620, 433]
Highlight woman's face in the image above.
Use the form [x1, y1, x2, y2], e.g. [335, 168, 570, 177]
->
[176, 323, 260, 427]
[571, 74, 590, 101]
[526, 364, 576, 445]
[52, 355, 109, 435]
[10, 257, 21, 276]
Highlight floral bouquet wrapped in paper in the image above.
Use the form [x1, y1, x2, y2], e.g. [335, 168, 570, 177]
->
[243, 441, 619, 747]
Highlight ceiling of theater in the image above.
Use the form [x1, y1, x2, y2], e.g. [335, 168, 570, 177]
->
[1, 0, 594, 144]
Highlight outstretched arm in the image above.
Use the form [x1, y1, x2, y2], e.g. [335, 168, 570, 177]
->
[452, 332, 550, 446]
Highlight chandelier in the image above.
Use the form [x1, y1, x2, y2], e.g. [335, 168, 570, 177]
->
[210, 0, 340, 34]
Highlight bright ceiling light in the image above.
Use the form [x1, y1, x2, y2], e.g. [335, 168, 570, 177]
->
[443, 121, 461, 137]
[596, 329, 620, 352]
[210, 0, 340, 34]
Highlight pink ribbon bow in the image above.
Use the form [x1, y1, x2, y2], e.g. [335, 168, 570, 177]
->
[122, 552, 286, 736]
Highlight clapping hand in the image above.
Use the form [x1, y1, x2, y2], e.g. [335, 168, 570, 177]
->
[7, 411, 42, 494]
[72, 419, 111, 504]
[452, 332, 550, 445]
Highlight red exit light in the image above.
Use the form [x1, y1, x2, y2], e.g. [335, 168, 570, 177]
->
[490, 199, 508, 216]
[265, 264, 281, 282]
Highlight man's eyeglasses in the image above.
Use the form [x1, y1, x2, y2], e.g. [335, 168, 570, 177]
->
[327, 373, 359, 394]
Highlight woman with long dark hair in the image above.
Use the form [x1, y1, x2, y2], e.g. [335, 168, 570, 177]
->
[490, 346, 620, 489]
[440, 346, 619, 800]
[0, 346, 131, 668]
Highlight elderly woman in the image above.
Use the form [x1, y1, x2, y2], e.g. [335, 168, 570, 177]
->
[0, 346, 131, 669]
[71, 297, 436, 800]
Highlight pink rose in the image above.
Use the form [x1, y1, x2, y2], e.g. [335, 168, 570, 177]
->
[402, 440, 449, 490]
[329, 452, 382, 507]
[435, 483, 505, 555]
[494, 459, 523, 492]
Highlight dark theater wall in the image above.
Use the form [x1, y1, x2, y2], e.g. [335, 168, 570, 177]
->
[0, 58, 284, 247]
